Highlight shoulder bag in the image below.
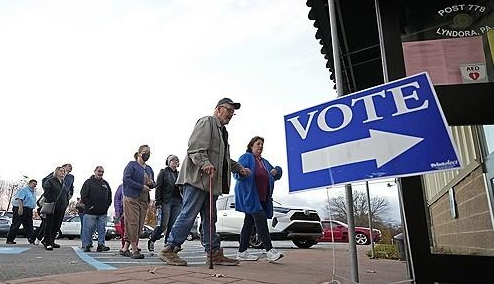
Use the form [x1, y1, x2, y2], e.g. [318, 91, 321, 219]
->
[40, 188, 63, 215]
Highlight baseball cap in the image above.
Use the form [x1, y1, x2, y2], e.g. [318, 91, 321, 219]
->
[216, 98, 241, 109]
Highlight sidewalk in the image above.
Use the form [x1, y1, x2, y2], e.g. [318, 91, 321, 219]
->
[0, 246, 410, 284]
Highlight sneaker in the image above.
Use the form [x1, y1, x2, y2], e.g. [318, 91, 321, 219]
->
[158, 245, 187, 266]
[83, 246, 91, 252]
[147, 240, 155, 252]
[6, 241, 16, 244]
[130, 251, 145, 259]
[236, 250, 259, 261]
[45, 245, 53, 251]
[119, 250, 132, 257]
[208, 248, 239, 266]
[266, 248, 283, 263]
[34, 239, 41, 245]
[52, 243, 61, 248]
[97, 245, 110, 252]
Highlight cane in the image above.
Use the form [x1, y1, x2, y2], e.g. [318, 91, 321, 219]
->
[209, 174, 214, 269]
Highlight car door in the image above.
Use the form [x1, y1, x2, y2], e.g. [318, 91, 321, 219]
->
[218, 196, 244, 234]
[324, 221, 344, 242]
[63, 216, 81, 236]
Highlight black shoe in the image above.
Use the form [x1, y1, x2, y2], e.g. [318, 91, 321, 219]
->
[45, 244, 53, 251]
[52, 243, 61, 248]
[119, 249, 132, 257]
[130, 251, 145, 259]
[6, 241, 16, 244]
[83, 246, 91, 252]
[96, 245, 110, 252]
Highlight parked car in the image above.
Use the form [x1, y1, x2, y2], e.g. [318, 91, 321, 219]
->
[0, 211, 24, 235]
[201, 195, 322, 249]
[0, 216, 11, 237]
[55, 215, 116, 241]
[0, 211, 14, 219]
[317, 220, 382, 245]
[114, 222, 158, 239]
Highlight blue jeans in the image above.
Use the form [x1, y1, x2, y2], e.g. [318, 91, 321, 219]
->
[150, 196, 182, 243]
[82, 214, 106, 247]
[167, 184, 220, 252]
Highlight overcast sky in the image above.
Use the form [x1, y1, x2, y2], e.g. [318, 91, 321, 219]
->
[0, 0, 401, 223]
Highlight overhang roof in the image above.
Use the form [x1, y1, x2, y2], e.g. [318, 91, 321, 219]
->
[306, 0, 383, 95]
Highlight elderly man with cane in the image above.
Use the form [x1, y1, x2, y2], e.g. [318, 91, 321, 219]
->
[158, 98, 251, 267]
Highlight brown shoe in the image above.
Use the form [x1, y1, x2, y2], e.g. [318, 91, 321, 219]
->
[207, 248, 239, 266]
[158, 245, 187, 266]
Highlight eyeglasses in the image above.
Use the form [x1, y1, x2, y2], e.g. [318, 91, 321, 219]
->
[219, 105, 235, 114]
[97, 170, 104, 173]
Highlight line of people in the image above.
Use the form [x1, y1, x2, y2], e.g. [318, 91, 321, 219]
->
[6, 97, 284, 266]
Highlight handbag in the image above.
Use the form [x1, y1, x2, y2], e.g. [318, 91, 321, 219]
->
[39, 187, 64, 215]
[40, 202, 55, 214]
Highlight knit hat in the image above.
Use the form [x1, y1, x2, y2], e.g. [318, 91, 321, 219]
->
[166, 155, 179, 166]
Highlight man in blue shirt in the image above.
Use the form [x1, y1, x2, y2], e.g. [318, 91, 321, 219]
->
[6, 179, 38, 244]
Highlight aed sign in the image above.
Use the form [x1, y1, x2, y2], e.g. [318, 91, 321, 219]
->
[284, 72, 462, 192]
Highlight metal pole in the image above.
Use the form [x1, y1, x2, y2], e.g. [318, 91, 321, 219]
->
[366, 181, 376, 258]
[345, 184, 359, 283]
[328, 0, 358, 281]
[374, 0, 414, 279]
[374, 0, 388, 83]
[396, 179, 415, 280]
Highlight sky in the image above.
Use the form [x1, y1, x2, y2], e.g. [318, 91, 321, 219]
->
[0, 0, 401, 223]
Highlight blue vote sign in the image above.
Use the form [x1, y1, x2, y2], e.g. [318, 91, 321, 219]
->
[284, 72, 462, 192]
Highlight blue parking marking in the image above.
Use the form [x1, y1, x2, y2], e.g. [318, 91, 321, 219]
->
[72, 246, 116, 270]
[0, 247, 29, 254]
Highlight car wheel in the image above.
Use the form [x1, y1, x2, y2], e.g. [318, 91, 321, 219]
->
[355, 233, 369, 245]
[200, 234, 205, 247]
[292, 238, 316, 249]
[186, 233, 193, 241]
[92, 232, 98, 241]
[249, 232, 264, 249]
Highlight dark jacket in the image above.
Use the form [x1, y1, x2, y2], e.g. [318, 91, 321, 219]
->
[43, 172, 73, 209]
[80, 175, 112, 216]
[155, 167, 180, 204]
[42, 177, 64, 205]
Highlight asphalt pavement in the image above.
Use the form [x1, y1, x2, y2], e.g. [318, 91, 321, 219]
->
[0, 238, 411, 284]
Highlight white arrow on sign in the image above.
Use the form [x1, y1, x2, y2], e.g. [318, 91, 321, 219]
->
[301, 129, 424, 173]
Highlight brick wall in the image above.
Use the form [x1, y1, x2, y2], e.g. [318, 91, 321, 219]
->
[429, 166, 494, 255]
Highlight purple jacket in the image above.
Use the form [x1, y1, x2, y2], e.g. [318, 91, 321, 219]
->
[114, 184, 123, 218]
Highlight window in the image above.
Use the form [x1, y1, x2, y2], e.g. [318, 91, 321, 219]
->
[400, 1, 494, 86]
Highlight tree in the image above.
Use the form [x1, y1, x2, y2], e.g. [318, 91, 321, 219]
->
[322, 190, 390, 227]
[0, 179, 26, 211]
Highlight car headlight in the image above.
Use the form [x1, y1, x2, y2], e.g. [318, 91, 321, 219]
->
[273, 207, 291, 214]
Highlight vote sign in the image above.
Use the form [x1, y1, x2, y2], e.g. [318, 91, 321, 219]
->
[284, 72, 462, 192]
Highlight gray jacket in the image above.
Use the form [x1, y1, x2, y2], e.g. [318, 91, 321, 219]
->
[176, 115, 243, 195]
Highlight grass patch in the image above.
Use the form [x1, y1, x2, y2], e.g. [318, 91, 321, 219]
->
[366, 244, 401, 260]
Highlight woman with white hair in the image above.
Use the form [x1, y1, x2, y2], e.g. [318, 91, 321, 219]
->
[148, 154, 182, 252]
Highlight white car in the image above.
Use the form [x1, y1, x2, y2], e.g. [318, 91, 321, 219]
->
[53, 215, 116, 240]
[201, 195, 323, 249]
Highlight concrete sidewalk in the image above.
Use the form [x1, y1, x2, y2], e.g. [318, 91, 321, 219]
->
[0, 246, 411, 284]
